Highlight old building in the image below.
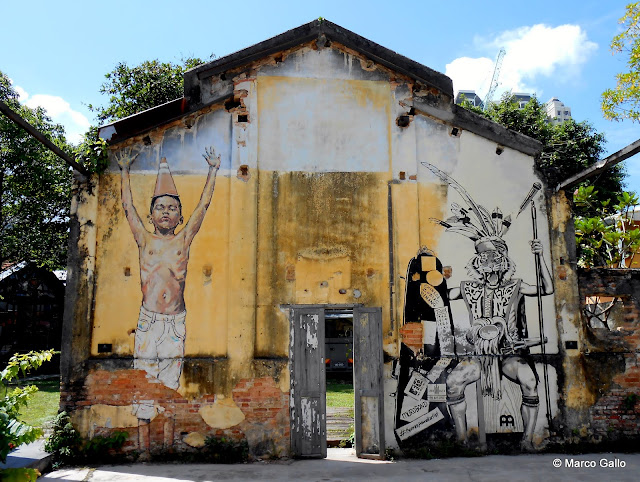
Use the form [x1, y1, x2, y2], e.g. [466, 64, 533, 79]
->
[62, 20, 593, 458]
[1, 261, 64, 371]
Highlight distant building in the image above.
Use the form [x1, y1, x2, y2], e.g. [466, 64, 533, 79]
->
[455, 90, 483, 107]
[0, 262, 64, 370]
[513, 93, 532, 108]
[546, 97, 572, 124]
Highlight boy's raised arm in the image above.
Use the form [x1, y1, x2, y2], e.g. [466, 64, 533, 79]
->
[116, 150, 146, 247]
[183, 146, 220, 245]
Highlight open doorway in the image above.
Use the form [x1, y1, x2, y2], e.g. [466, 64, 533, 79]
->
[324, 309, 354, 447]
[289, 305, 384, 458]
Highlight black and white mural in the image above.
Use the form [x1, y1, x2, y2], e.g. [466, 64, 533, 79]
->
[394, 162, 554, 451]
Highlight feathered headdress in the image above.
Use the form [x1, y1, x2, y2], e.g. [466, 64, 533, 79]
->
[421, 162, 511, 254]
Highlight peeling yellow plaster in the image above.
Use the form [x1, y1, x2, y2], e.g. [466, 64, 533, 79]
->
[71, 404, 139, 435]
[278, 370, 290, 393]
[199, 398, 245, 429]
[183, 432, 206, 448]
[295, 255, 351, 304]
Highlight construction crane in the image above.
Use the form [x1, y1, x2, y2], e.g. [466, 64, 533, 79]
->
[481, 48, 506, 111]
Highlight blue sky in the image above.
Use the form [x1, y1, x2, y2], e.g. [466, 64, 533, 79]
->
[1, 0, 638, 191]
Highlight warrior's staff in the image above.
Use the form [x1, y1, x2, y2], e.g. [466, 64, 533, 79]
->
[518, 184, 553, 431]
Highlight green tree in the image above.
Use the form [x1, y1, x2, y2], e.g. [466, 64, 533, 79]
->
[88, 57, 205, 125]
[602, 2, 640, 122]
[481, 93, 625, 213]
[79, 57, 209, 173]
[0, 350, 54, 480]
[574, 185, 640, 267]
[0, 71, 72, 270]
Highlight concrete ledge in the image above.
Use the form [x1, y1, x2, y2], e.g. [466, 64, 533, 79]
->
[0, 439, 52, 474]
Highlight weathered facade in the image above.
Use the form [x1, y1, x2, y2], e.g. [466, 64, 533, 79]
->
[62, 20, 603, 458]
[1, 262, 64, 370]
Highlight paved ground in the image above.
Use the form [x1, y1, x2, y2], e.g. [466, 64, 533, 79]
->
[326, 407, 353, 443]
[0, 439, 51, 474]
[40, 449, 640, 481]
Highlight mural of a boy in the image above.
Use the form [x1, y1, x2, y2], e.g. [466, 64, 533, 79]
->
[116, 147, 220, 421]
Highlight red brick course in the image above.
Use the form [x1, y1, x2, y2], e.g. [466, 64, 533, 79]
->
[64, 369, 290, 456]
[399, 322, 423, 352]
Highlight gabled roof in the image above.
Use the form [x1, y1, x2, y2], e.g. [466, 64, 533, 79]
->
[183, 19, 453, 103]
[98, 19, 542, 157]
[99, 19, 453, 144]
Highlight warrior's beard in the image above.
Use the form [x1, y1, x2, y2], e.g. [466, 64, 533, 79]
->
[471, 318, 508, 399]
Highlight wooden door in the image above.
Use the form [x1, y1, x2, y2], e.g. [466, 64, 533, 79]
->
[353, 306, 385, 459]
[290, 307, 326, 458]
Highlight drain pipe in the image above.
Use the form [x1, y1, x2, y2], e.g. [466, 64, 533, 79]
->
[387, 180, 399, 332]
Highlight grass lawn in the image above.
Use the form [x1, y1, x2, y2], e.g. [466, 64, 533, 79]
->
[7, 378, 60, 428]
[326, 381, 354, 409]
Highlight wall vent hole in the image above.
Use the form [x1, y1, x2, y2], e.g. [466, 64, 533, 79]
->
[224, 97, 242, 111]
[396, 115, 411, 128]
[97, 343, 112, 353]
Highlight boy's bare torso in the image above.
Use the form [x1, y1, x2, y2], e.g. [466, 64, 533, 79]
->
[139, 231, 190, 314]
[117, 146, 220, 317]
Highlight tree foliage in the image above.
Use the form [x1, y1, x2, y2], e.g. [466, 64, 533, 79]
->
[0, 350, 54, 465]
[0, 71, 72, 269]
[475, 93, 625, 213]
[574, 185, 640, 267]
[88, 57, 205, 125]
[80, 57, 208, 174]
[602, 2, 640, 122]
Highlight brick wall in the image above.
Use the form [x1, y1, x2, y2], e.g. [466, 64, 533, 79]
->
[399, 322, 423, 352]
[577, 268, 640, 439]
[61, 368, 289, 457]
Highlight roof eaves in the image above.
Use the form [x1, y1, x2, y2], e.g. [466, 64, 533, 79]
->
[185, 19, 453, 102]
[98, 91, 233, 144]
[101, 19, 456, 144]
[0, 261, 27, 282]
[407, 96, 543, 157]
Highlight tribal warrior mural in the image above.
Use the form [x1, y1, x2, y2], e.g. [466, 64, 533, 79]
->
[117, 147, 221, 421]
[395, 162, 553, 451]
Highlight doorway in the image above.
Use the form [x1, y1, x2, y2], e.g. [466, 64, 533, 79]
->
[324, 309, 354, 447]
[289, 305, 385, 459]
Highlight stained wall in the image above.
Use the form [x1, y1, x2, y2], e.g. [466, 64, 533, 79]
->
[62, 42, 565, 456]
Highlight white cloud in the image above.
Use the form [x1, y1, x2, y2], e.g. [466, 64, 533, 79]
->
[16, 89, 90, 145]
[445, 56, 494, 94]
[446, 24, 598, 101]
[14, 85, 28, 101]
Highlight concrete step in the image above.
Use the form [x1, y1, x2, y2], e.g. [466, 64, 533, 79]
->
[0, 438, 52, 474]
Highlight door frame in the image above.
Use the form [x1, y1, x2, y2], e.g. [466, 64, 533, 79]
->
[287, 304, 385, 459]
[289, 306, 326, 458]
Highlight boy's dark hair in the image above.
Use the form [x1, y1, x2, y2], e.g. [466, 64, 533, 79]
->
[150, 195, 182, 215]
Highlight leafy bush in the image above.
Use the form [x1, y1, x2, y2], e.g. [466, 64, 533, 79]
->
[83, 431, 128, 460]
[0, 350, 54, 481]
[0, 350, 54, 463]
[203, 436, 248, 463]
[0, 467, 40, 481]
[44, 412, 128, 468]
[574, 186, 640, 268]
[43, 412, 82, 468]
